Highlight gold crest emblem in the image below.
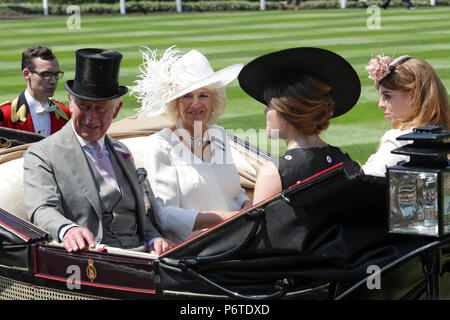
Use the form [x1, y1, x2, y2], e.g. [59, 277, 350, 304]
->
[86, 258, 97, 282]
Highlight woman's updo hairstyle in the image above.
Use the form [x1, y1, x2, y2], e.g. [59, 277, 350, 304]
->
[264, 73, 334, 135]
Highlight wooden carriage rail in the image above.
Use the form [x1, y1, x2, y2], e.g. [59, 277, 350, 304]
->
[0, 126, 45, 144]
[0, 143, 30, 164]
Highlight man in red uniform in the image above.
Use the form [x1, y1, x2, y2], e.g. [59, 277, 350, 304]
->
[0, 46, 70, 135]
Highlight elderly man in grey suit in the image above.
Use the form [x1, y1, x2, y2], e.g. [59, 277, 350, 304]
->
[23, 48, 174, 254]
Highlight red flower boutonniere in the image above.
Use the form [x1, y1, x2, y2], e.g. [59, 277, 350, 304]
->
[113, 143, 131, 159]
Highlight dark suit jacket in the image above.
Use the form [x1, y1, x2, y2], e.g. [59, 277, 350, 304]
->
[23, 122, 160, 244]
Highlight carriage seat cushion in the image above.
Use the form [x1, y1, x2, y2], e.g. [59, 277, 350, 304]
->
[119, 136, 147, 169]
[0, 157, 27, 221]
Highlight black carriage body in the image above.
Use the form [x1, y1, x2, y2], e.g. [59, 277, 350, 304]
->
[158, 161, 442, 300]
[0, 208, 160, 300]
[0, 127, 45, 148]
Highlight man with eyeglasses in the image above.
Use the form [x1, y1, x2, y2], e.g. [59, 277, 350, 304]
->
[0, 46, 71, 135]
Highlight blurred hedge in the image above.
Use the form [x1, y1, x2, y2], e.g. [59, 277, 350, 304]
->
[0, 0, 448, 15]
[2, 0, 449, 3]
[1, 1, 280, 15]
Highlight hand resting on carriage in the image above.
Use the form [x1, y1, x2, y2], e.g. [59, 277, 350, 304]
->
[62, 226, 175, 255]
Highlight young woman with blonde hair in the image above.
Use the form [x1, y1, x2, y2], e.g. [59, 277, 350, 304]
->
[362, 55, 450, 177]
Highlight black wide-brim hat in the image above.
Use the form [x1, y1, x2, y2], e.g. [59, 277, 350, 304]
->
[238, 47, 361, 118]
[64, 48, 128, 101]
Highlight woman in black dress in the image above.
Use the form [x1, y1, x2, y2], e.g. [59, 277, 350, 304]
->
[238, 47, 361, 204]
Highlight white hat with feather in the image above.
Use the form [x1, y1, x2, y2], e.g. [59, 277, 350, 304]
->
[131, 46, 243, 117]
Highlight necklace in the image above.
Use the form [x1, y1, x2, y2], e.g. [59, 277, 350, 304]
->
[176, 121, 208, 149]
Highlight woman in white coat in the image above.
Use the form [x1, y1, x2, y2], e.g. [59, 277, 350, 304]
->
[131, 47, 251, 243]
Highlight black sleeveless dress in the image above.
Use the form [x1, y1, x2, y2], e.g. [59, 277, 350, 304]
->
[277, 145, 352, 190]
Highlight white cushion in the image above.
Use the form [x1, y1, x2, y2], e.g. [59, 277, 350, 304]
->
[0, 157, 27, 221]
[120, 136, 148, 169]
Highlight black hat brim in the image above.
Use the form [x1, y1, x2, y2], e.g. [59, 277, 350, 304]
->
[238, 47, 361, 118]
[64, 80, 128, 101]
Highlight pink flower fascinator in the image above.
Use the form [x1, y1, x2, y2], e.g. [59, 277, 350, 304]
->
[366, 54, 412, 83]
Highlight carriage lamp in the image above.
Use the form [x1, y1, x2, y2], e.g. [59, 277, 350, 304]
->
[387, 126, 450, 237]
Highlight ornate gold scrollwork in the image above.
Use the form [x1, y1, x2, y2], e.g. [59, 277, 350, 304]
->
[0, 137, 11, 149]
[86, 258, 97, 283]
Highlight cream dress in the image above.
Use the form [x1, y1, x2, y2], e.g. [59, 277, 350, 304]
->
[143, 125, 249, 243]
[362, 128, 412, 177]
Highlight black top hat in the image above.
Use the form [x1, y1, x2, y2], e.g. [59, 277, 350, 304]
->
[238, 47, 361, 118]
[64, 48, 128, 101]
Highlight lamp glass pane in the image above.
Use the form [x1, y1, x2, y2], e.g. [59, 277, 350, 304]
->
[444, 171, 450, 235]
[389, 170, 439, 236]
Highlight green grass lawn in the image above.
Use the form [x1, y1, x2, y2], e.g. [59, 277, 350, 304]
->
[1, 7, 449, 163]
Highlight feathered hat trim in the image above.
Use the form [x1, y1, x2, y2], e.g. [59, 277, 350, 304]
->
[130, 46, 181, 117]
[131, 46, 242, 117]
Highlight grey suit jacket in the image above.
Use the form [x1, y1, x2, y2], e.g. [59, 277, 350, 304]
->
[23, 122, 161, 243]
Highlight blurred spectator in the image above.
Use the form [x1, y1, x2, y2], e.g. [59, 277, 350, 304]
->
[380, 0, 415, 10]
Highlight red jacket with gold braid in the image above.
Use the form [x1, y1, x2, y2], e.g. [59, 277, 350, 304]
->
[0, 90, 71, 134]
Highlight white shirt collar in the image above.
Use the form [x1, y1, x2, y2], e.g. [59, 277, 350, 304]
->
[24, 89, 55, 114]
[70, 120, 106, 150]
